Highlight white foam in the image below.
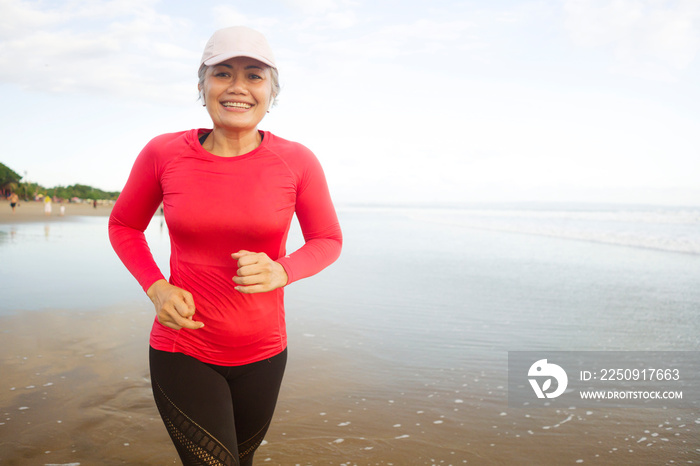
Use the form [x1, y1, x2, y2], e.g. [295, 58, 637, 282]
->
[542, 414, 574, 429]
[409, 206, 700, 254]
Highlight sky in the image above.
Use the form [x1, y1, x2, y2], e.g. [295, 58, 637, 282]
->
[1, 0, 699, 206]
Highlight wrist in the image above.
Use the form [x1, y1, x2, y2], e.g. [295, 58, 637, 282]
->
[275, 261, 289, 287]
[147, 279, 168, 301]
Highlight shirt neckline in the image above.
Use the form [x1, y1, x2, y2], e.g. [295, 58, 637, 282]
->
[192, 129, 268, 161]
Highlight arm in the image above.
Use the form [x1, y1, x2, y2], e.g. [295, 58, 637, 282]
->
[109, 139, 204, 330]
[276, 151, 342, 284]
[231, 149, 341, 294]
[108, 141, 166, 292]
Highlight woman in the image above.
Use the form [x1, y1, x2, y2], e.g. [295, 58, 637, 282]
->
[43, 194, 52, 215]
[109, 26, 342, 465]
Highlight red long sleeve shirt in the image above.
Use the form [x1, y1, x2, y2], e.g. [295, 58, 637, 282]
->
[109, 129, 342, 365]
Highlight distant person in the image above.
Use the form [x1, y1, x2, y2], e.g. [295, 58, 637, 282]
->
[93, 199, 97, 209]
[43, 195, 51, 215]
[109, 26, 342, 465]
[9, 192, 19, 214]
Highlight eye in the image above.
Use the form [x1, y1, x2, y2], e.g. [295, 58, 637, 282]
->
[248, 73, 262, 80]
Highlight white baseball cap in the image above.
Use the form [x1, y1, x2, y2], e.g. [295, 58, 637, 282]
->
[200, 26, 277, 69]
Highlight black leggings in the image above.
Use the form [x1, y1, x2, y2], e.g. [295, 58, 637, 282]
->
[149, 347, 287, 466]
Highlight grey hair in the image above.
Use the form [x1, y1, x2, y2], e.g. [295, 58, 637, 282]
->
[197, 64, 280, 107]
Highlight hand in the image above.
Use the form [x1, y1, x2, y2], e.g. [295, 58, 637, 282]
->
[146, 279, 204, 330]
[231, 250, 289, 294]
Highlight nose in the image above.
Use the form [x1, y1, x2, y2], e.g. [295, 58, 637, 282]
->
[227, 74, 247, 94]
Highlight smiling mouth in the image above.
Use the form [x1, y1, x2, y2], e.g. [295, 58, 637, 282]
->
[222, 102, 252, 109]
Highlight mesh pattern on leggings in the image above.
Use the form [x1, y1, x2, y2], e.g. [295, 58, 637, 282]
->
[153, 380, 236, 466]
[237, 419, 270, 464]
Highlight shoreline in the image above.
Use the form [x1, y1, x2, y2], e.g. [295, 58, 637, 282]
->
[0, 199, 114, 224]
[2, 304, 697, 464]
[2, 201, 698, 464]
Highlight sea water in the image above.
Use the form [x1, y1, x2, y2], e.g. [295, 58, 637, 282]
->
[288, 203, 700, 354]
[0, 215, 170, 314]
[278, 203, 700, 463]
[1, 204, 699, 463]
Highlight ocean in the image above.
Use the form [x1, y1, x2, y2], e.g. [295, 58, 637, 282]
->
[1, 203, 699, 464]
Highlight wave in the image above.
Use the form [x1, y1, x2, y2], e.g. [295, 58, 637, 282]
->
[399, 206, 700, 255]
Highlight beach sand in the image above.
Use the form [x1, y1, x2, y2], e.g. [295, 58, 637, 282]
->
[1, 202, 698, 464]
[2, 305, 697, 465]
[0, 306, 177, 464]
[0, 304, 449, 465]
[0, 199, 114, 224]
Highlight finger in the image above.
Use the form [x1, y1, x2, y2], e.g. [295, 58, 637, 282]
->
[233, 273, 264, 286]
[182, 290, 196, 310]
[173, 298, 195, 318]
[158, 310, 185, 330]
[236, 262, 268, 277]
[235, 283, 268, 294]
[231, 250, 254, 261]
[162, 309, 204, 330]
[179, 317, 205, 330]
[237, 255, 262, 270]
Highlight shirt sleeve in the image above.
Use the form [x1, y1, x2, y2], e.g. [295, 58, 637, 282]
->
[276, 151, 342, 285]
[108, 138, 166, 292]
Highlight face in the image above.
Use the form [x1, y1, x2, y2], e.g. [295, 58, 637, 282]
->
[200, 57, 274, 134]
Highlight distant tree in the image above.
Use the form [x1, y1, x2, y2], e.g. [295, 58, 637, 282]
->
[0, 162, 22, 194]
[0, 161, 119, 200]
[46, 184, 120, 201]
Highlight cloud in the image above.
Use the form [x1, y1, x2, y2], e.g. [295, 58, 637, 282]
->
[0, 0, 197, 103]
[209, 4, 281, 32]
[282, 0, 356, 15]
[563, 0, 700, 81]
[299, 17, 476, 67]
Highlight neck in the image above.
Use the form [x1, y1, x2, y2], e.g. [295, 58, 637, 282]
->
[203, 127, 262, 157]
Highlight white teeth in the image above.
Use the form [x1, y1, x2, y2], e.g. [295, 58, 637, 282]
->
[222, 102, 252, 108]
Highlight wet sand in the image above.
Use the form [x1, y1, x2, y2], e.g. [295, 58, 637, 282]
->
[1, 304, 427, 465]
[1, 204, 698, 464]
[0, 199, 114, 224]
[2, 305, 697, 465]
[0, 305, 443, 465]
[0, 305, 174, 464]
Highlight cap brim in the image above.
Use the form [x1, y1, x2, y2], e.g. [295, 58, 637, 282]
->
[203, 52, 276, 69]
